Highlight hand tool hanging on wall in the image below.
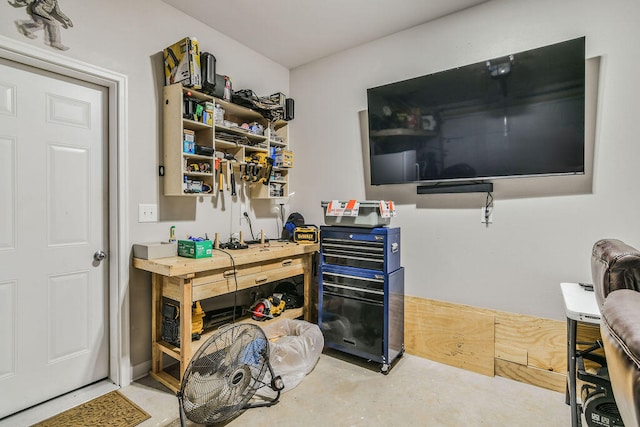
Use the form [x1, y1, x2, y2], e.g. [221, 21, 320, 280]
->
[230, 168, 236, 196]
[214, 154, 224, 193]
[214, 158, 221, 192]
[223, 153, 237, 196]
[241, 162, 249, 181]
[243, 155, 256, 182]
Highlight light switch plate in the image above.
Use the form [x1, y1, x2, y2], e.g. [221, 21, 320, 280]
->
[139, 203, 158, 223]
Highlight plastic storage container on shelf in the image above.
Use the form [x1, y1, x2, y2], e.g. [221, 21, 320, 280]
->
[321, 200, 394, 227]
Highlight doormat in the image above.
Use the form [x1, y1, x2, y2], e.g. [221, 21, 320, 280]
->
[31, 390, 150, 427]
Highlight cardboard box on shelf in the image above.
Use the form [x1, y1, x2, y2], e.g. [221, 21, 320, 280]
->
[164, 37, 202, 89]
[275, 150, 293, 168]
[183, 129, 195, 153]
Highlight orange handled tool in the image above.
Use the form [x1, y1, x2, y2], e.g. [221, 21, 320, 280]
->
[216, 158, 223, 192]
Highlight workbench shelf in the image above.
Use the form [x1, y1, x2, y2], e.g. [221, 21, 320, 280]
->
[163, 83, 291, 198]
[156, 306, 304, 359]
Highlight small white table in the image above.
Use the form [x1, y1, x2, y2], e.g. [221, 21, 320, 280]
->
[560, 282, 601, 427]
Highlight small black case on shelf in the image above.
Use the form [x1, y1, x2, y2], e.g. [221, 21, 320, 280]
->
[200, 52, 216, 95]
[195, 145, 214, 156]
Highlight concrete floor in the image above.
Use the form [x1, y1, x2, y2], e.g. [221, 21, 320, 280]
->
[1, 349, 571, 426]
[121, 349, 571, 427]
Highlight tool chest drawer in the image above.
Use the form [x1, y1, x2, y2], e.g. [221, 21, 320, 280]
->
[319, 266, 404, 370]
[320, 292, 384, 357]
[320, 226, 400, 272]
[321, 264, 385, 303]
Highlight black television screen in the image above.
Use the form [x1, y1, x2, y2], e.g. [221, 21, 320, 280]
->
[366, 37, 585, 186]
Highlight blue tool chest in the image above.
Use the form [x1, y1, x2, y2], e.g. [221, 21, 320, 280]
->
[318, 226, 404, 373]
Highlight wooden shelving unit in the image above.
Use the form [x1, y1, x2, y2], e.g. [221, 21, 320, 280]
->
[162, 83, 291, 198]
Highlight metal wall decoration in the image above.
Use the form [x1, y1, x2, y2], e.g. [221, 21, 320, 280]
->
[9, 0, 73, 51]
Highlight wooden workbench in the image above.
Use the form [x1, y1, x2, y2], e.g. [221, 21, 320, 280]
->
[133, 242, 319, 392]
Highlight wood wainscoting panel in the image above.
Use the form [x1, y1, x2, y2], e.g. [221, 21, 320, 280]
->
[404, 295, 586, 392]
[494, 310, 566, 374]
[494, 359, 567, 392]
[495, 343, 528, 365]
[405, 296, 495, 376]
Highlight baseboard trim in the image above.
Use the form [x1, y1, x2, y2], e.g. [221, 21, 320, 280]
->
[131, 361, 151, 382]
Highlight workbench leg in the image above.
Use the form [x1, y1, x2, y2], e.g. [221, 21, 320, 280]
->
[179, 277, 193, 383]
[151, 273, 162, 375]
[303, 254, 312, 322]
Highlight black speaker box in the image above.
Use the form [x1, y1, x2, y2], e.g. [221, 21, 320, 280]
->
[200, 52, 216, 95]
[417, 182, 493, 194]
[284, 98, 294, 121]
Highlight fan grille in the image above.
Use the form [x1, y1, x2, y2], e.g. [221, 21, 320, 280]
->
[180, 324, 270, 424]
[595, 401, 620, 416]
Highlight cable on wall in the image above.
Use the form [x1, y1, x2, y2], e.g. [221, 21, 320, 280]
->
[243, 211, 256, 240]
[484, 191, 494, 227]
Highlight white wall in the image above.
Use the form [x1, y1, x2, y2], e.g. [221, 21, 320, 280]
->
[3, 0, 639, 374]
[0, 0, 289, 369]
[289, 0, 640, 320]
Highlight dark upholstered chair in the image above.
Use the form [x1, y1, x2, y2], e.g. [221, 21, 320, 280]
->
[591, 238, 640, 426]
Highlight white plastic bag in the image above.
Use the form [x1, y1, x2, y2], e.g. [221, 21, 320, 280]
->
[259, 318, 323, 394]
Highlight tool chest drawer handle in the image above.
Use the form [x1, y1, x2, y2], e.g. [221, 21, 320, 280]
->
[281, 259, 293, 266]
[223, 269, 238, 277]
[255, 275, 268, 283]
[323, 271, 384, 282]
[323, 282, 384, 295]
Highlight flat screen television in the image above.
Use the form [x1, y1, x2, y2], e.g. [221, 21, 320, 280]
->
[366, 37, 586, 188]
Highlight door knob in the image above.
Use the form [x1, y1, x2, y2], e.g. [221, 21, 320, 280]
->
[94, 250, 107, 262]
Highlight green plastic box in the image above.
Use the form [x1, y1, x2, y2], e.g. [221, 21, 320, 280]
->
[177, 239, 212, 258]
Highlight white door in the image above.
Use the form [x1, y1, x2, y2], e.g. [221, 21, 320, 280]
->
[0, 58, 109, 418]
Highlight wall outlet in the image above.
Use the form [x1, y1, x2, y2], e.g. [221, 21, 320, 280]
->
[139, 203, 158, 223]
[481, 206, 493, 224]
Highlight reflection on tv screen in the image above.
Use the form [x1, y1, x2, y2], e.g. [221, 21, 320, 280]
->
[366, 37, 585, 185]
